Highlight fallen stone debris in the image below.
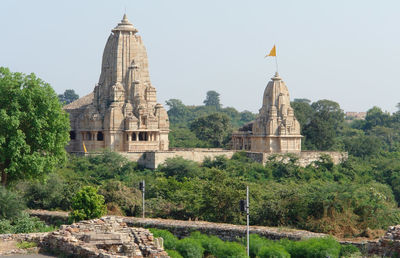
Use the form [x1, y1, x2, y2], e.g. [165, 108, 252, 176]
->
[0, 216, 168, 257]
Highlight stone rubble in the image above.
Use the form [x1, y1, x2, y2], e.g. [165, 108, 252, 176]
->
[42, 216, 169, 257]
[365, 225, 400, 256]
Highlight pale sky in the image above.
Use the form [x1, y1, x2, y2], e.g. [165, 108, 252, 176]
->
[1, 0, 399, 113]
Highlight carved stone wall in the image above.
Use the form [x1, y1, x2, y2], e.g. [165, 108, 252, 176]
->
[232, 72, 302, 153]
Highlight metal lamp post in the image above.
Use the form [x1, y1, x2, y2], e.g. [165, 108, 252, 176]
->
[139, 180, 145, 218]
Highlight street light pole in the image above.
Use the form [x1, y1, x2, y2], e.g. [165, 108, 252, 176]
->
[246, 185, 249, 257]
[139, 180, 145, 218]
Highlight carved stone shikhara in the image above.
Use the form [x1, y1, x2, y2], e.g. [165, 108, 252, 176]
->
[232, 72, 302, 153]
[64, 14, 169, 153]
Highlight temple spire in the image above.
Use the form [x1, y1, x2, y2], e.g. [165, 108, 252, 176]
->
[112, 13, 138, 33]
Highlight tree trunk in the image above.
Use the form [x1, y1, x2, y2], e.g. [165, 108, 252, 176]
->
[1, 170, 6, 186]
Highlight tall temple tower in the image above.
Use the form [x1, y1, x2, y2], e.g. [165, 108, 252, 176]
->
[64, 14, 170, 152]
[232, 72, 302, 153]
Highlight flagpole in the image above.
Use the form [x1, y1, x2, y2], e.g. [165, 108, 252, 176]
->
[275, 56, 279, 73]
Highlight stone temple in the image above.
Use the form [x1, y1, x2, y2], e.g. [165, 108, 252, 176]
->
[64, 14, 169, 152]
[64, 14, 345, 168]
[232, 72, 302, 153]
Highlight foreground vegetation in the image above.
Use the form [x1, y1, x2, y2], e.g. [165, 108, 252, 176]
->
[149, 229, 360, 258]
[3, 149, 399, 238]
[3, 68, 400, 240]
[0, 186, 54, 234]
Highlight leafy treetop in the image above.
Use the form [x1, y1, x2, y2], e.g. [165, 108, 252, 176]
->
[0, 67, 70, 185]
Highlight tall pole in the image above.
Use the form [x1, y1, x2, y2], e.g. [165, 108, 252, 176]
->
[140, 180, 145, 218]
[246, 185, 249, 257]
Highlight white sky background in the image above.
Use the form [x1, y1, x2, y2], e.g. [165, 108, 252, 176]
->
[1, 0, 399, 113]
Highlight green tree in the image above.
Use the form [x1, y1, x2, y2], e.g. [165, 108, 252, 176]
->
[190, 113, 231, 147]
[0, 67, 70, 185]
[58, 89, 79, 105]
[0, 186, 25, 220]
[291, 101, 313, 132]
[169, 126, 211, 148]
[70, 186, 107, 222]
[203, 91, 221, 109]
[239, 110, 256, 124]
[303, 100, 344, 150]
[364, 106, 391, 130]
[293, 98, 311, 104]
[158, 157, 201, 180]
[166, 99, 190, 124]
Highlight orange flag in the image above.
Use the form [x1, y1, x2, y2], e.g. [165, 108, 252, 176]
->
[82, 141, 87, 153]
[265, 45, 276, 57]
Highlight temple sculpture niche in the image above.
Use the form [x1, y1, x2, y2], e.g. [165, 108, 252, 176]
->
[64, 14, 169, 152]
[232, 72, 302, 153]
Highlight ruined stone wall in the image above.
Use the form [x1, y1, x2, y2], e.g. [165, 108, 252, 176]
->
[93, 149, 347, 169]
[123, 217, 327, 241]
[246, 151, 347, 167]
[123, 149, 237, 169]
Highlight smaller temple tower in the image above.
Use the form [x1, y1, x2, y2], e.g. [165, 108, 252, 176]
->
[232, 72, 302, 153]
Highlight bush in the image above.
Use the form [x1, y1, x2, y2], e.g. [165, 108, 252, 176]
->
[12, 213, 54, 233]
[149, 228, 179, 250]
[0, 186, 25, 220]
[247, 234, 268, 257]
[189, 232, 222, 256]
[189, 231, 246, 258]
[166, 249, 183, 258]
[214, 241, 247, 258]
[176, 238, 204, 258]
[258, 244, 290, 258]
[69, 186, 107, 222]
[22, 173, 80, 211]
[17, 241, 37, 249]
[158, 157, 201, 180]
[287, 237, 341, 258]
[99, 180, 141, 216]
[340, 244, 360, 257]
[0, 219, 13, 234]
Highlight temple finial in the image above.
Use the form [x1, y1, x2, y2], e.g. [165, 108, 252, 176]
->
[122, 13, 128, 22]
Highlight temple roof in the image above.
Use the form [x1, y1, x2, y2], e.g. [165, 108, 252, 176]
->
[63, 92, 94, 110]
[112, 14, 138, 33]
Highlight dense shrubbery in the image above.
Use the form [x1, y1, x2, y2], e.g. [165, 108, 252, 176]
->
[10, 148, 400, 237]
[69, 186, 107, 222]
[0, 186, 54, 234]
[5, 93, 400, 238]
[150, 229, 359, 258]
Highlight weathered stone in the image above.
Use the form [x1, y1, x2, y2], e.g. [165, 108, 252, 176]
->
[65, 14, 170, 153]
[232, 72, 302, 153]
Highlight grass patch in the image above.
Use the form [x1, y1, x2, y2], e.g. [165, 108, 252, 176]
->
[17, 241, 37, 249]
